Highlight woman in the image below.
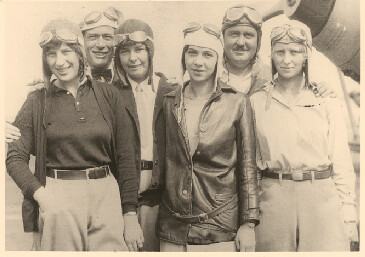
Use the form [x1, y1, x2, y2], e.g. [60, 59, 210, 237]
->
[157, 22, 259, 252]
[250, 21, 358, 251]
[6, 19, 143, 251]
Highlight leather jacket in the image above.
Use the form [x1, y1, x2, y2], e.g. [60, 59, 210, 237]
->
[157, 80, 259, 244]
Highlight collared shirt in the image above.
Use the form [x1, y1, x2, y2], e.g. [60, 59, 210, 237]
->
[250, 81, 357, 221]
[219, 54, 271, 96]
[183, 89, 210, 158]
[87, 61, 115, 82]
[128, 75, 158, 162]
[46, 80, 112, 169]
[220, 69, 252, 94]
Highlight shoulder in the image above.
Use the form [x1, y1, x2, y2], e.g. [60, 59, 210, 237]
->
[249, 82, 270, 108]
[164, 85, 181, 99]
[92, 79, 121, 99]
[321, 97, 345, 115]
[155, 72, 180, 95]
[27, 88, 45, 99]
[23, 88, 45, 107]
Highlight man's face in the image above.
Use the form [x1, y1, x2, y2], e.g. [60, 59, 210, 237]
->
[83, 26, 115, 70]
[223, 25, 258, 69]
[119, 42, 150, 83]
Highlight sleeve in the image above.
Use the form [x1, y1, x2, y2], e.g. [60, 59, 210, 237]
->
[112, 92, 139, 213]
[238, 95, 260, 225]
[156, 98, 167, 195]
[6, 92, 42, 198]
[327, 98, 357, 222]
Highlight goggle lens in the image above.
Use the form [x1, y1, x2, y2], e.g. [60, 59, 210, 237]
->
[84, 8, 118, 25]
[225, 7, 262, 25]
[39, 29, 79, 47]
[114, 31, 153, 46]
[271, 26, 307, 44]
[84, 11, 102, 25]
[104, 7, 118, 21]
[183, 22, 220, 39]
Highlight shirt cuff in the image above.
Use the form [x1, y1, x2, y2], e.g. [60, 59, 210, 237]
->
[342, 203, 357, 222]
[122, 203, 137, 214]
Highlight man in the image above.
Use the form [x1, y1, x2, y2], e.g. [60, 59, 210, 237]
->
[112, 18, 178, 251]
[220, 5, 269, 96]
[79, 6, 124, 82]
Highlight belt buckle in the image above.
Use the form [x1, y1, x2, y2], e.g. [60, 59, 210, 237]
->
[292, 172, 304, 181]
[198, 213, 208, 223]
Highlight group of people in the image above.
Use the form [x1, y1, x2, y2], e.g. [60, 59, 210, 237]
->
[5, 3, 358, 252]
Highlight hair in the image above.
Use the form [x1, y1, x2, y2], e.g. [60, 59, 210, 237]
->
[42, 40, 85, 81]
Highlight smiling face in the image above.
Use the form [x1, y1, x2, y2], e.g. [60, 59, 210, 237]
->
[271, 42, 306, 79]
[223, 25, 258, 69]
[184, 45, 218, 83]
[118, 42, 150, 83]
[83, 26, 115, 70]
[45, 42, 80, 83]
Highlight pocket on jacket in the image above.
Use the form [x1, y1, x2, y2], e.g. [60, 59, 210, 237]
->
[215, 193, 234, 203]
[212, 201, 239, 233]
[212, 194, 239, 233]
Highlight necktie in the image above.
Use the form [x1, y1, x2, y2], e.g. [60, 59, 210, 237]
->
[91, 69, 113, 82]
[135, 83, 149, 148]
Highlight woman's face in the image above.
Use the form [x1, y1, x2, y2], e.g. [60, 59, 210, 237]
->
[271, 42, 306, 79]
[185, 45, 218, 83]
[45, 42, 80, 82]
[118, 42, 150, 83]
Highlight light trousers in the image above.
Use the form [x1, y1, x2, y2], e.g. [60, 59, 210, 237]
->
[160, 240, 236, 252]
[37, 175, 127, 251]
[255, 177, 349, 251]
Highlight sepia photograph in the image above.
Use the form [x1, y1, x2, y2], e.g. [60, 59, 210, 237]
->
[1, 0, 361, 253]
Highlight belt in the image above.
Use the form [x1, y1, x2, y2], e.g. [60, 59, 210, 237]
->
[163, 195, 238, 224]
[46, 165, 110, 180]
[140, 160, 153, 170]
[262, 168, 332, 181]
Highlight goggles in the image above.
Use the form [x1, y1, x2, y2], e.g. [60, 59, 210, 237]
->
[224, 6, 262, 27]
[83, 7, 118, 25]
[39, 29, 82, 47]
[271, 25, 310, 47]
[113, 31, 153, 46]
[183, 22, 221, 39]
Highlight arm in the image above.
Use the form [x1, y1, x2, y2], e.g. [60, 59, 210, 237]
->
[153, 98, 167, 202]
[6, 92, 42, 198]
[5, 121, 21, 143]
[327, 98, 358, 242]
[112, 92, 143, 251]
[5, 80, 45, 144]
[235, 96, 259, 252]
